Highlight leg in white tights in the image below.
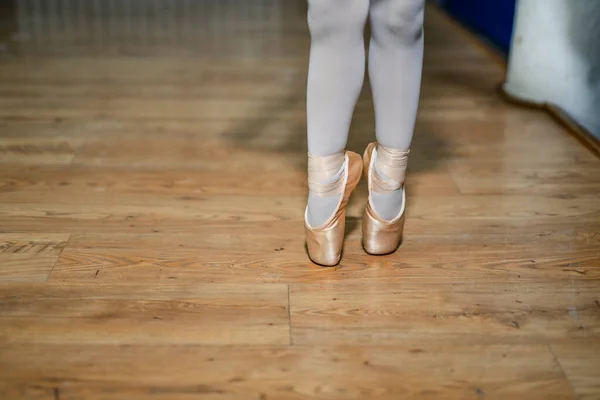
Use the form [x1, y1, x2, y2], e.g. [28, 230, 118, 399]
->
[369, 0, 425, 221]
[306, 0, 424, 226]
[306, 0, 369, 227]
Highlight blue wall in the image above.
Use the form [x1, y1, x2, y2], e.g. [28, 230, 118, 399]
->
[438, 0, 517, 52]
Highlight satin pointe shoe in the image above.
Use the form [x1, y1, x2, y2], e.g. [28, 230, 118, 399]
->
[362, 142, 409, 255]
[305, 151, 363, 266]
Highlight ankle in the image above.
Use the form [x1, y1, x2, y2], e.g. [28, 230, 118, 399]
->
[372, 144, 409, 193]
[306, 151, 346, 227]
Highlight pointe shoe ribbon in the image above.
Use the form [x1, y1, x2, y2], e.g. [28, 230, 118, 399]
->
[307, 152, 345, 197]
[371, 144, 410, 193]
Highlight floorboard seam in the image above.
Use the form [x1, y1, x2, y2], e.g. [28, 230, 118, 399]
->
[287, 284, 293, 346]
[547, 343, 577, 399]
[46, 233, 72, 282]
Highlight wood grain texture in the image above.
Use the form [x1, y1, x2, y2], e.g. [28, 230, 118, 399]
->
[45, 229, 600, 284]
[0, 344, 573, 400]
[0, 234, 69, 282]
[0, 137, 79, 165]
[550, 340, 600, 400]
[0, 283, 289, 345]
[290, 281, 599, 345]
[0, 1, 598, 399]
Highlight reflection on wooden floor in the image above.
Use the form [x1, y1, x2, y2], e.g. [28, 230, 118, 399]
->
[1, 2, 599, 399]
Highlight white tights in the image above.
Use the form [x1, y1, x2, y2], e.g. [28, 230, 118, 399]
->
[306, 0, 425, 226]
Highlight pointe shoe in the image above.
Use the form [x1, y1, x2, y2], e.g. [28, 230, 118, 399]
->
[305, 151, 363, 266]
[362, 142, 408, 255]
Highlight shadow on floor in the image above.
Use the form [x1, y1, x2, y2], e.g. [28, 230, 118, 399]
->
[221, 77, 455, 177]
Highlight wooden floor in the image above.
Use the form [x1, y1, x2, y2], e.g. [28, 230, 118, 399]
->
[1, 2, 600, 399]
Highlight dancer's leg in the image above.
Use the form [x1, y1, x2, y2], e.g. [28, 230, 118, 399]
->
[368, 0, 425, 221]
[306, 0, 370, 227]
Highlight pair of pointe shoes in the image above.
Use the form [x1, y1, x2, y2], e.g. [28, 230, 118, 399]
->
[305, 142, 407, 266]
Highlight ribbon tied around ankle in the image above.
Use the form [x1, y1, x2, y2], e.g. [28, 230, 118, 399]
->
[372, 145, 410, 193]
[307, 152, 345, 197]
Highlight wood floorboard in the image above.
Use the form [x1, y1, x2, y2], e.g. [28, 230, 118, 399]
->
[0, 343, 573, 400]
[0, 2, 598, 398]
[289, 281, 599, 345]
[550, 340, 600, 400]
[0, 283, 289, 345]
